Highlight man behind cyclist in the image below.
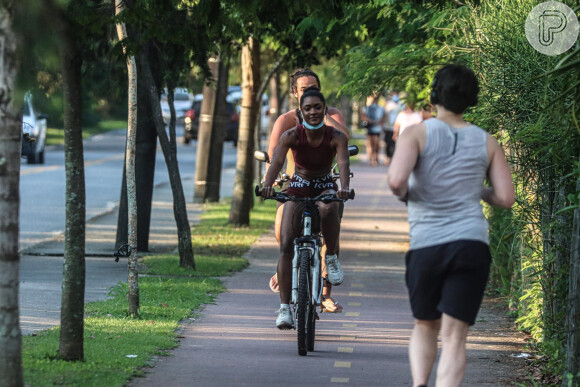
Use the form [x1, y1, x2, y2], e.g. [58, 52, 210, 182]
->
[262, 87, 351, 328]
[266, 68, 350, 313]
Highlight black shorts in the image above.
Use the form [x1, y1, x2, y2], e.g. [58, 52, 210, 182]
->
[279, 178, 344, 219]
[405, 240, 491, 325]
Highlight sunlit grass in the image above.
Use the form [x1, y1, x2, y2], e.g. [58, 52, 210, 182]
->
[22, 199, 276, 386]
[46, 120, 127, 145]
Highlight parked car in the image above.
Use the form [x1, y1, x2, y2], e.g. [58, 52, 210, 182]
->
[21, 92, 48, 164]
[183, 99, 239, 146]
[160, 88, 194, 123]
[226, 88, 270, 131]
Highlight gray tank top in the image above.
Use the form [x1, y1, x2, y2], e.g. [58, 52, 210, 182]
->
[408, 118, 489, 250]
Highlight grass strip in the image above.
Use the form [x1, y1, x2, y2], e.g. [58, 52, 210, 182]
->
[46, 120, 127, 146]
[22, 199, 276, 387]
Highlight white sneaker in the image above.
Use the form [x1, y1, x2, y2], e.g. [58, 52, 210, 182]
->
[325, 254, 344, 285]
[276, 305, 293, 329]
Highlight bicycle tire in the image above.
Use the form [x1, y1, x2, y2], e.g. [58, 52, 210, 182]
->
[307, 299, 316, 352]
[297, 249, 311, 356]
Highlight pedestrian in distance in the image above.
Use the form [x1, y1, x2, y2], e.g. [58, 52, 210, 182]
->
[387, 64, 515, 387]
[383, 91, 402, 165]
[262, 87, 351, 328]
[266, 68, 350, 313]
[361, 93, 386, 166]
[392, 100, 422, 142]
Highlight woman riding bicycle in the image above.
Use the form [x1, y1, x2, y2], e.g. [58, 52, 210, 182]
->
[261, 87, 351, 329]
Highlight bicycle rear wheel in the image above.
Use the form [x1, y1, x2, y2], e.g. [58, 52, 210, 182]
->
[297, 249, 311, 356]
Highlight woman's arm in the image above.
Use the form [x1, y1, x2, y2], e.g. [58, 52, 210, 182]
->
[482, 135, 515, 208]
[262, 129, 296, 197]
[333, 131, 350, 199]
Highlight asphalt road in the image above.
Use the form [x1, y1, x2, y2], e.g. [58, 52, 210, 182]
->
[19, 128, 238, 251]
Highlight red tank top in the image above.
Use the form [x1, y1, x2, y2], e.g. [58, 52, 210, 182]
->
[291, 125, 336, 171]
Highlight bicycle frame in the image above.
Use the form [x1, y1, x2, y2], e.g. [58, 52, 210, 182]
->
[291, 210, 323, 308]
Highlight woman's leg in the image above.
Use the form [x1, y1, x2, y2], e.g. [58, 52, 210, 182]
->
[409, 318, 441, 387]
[318, 200, 344, 285]
[371, 134, 380, 164]
[269, 203, 285, 292]
[274, 203, 284, 244]
[435, 314, 469, 387]
[320, 242, 343, 312]
[365, 134, 374, 165]
[278, 201, 299, 304]
[318, 201, 340, 256]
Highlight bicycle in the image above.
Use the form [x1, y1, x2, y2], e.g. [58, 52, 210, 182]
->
[254, 185, 355, 356]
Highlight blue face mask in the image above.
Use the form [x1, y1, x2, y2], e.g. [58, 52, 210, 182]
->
[303, 120, 324, 130]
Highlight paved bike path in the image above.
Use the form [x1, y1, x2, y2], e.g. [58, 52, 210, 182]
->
[132, 163, 526, 386]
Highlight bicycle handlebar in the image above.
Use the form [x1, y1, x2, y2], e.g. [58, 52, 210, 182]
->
[254, 185, 355, 203]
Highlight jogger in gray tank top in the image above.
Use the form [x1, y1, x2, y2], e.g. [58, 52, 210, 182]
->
[408, 118, 489, 250]
[388, 64, 515, 387]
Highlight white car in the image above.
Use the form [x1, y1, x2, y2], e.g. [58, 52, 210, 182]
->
[160, 88, 194, 123]
[226, 88, 270, 131]
[21, 92, 48, 164]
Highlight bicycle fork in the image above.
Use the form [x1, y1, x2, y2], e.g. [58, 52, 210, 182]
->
[291, 211, 323, 306]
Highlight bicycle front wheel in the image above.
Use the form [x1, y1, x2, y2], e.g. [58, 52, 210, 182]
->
[297, 249, 311, 356]
[307, 298, 316, 352]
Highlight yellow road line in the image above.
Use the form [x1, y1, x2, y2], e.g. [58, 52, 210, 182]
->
[84, 154, 124, 167]
[21, 154, 124, 176]
[346, 312, 360, 317]
[351, 284, 364, 288]
[347, 302, 361, 307]
[20, 165, 61, 176]
[343, 323, 357, 328]
[349, 292, 363, 297]
[330, 377, 350, 383]
[334, 361, 352, 368]
[338, 347, 354, 353]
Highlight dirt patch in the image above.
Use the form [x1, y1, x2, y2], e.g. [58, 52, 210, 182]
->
[468, 297, 536, 386]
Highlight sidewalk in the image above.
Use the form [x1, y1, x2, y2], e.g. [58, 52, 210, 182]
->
[127, 160, 528, 387]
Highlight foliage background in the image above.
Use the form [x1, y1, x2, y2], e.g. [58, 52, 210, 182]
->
[338, 0, 579, 381]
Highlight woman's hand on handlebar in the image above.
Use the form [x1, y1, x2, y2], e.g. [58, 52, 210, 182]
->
[337, 188, 351, 201]
[261, 186, 275, 198]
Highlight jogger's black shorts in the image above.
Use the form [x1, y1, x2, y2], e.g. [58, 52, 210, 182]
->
[405, 240, 491, 325]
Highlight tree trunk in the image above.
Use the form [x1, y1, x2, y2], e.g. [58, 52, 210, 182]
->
[194, 53, 228, 203]
[139, 50, 195, 269]
[563, 154, 580, 386]
[115, 60, 157, 252]
[206, 50, 230, 202]
[0, 4, 23, 385]
[229, 37, 260, 226]
[115, 26, 157, 253]
[351, 101, 360, 133]
[58, 10, 86, 360]
[115, 0, 139, 316]
[267, 70, 280, 140]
